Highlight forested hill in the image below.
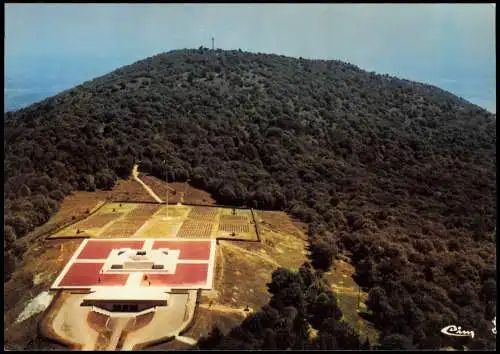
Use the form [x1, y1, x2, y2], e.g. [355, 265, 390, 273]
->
[4, 48, 496, 349]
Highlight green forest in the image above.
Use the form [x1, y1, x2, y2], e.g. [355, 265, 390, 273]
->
[4, 48, 496, 349]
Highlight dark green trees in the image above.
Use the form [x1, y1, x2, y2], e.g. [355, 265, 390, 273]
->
[196, 263, 365, 350]
[3, 48, 496, 349]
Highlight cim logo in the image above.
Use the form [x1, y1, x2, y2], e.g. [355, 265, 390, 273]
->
[441, 317, 496, 339]
[441, 325, 475, 339]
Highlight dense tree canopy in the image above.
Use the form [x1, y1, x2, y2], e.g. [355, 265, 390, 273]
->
[196, 263, 364, 350]
[4, 48, 496, 349]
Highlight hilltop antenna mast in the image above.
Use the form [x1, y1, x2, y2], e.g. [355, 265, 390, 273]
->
[212, 37, 214, 51]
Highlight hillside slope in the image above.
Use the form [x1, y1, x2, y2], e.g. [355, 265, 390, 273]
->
[4, 48, 496, 349]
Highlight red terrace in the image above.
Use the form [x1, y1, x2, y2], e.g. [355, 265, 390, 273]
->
[51, 238, 216, 313]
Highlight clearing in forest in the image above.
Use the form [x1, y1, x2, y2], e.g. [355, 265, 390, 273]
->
[5, 174, 378, 350]
[50, 202, 259, 242]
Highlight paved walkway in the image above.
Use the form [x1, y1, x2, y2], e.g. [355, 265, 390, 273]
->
[121, 293, 190, 350]
[107, 317, 129, 350]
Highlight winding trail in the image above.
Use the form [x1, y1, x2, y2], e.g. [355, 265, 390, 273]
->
[132, 164, 163, 203]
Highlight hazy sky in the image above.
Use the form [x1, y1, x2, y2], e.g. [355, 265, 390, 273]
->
[5, 3, 496, 112]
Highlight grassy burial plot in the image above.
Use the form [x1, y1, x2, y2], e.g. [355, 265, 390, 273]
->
[133, 205, 190, 238]
[76, 213, 123, 229]
[154, 205, 191, 219]
[134, 220, 183, 238]
[187, 206, 220, 222]
[126, 204, 161, 218]
[177, 220, 214, 239]
[51, 212, 122, 238]
[52, 203, 156, 238]
[119, 204, 161, 234]
[51, 203, 139, 238]
[217, 211, 257, 241]
[219, 215, 248, 223]
[99, 219, 148, 238]
[218, 215, 250, 233]
[219, 208, 252, 217]
[218, 222, 250, 233]
[121, 217, 156, 236]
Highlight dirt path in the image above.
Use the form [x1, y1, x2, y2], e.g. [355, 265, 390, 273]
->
[132, 165, 163, 203]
